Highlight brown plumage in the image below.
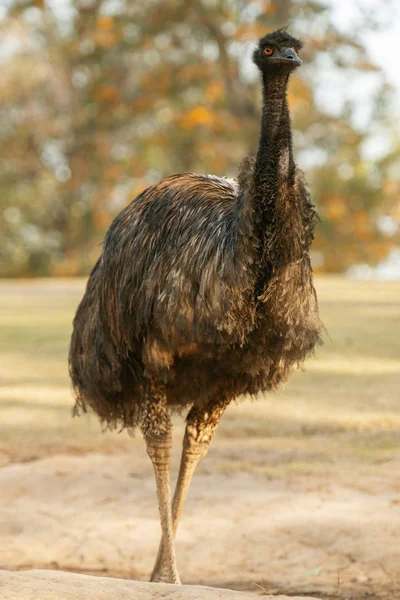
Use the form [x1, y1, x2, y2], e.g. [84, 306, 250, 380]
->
[69, 29, 323, 584]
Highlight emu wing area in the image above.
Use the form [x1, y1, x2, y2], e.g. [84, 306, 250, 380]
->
[99, 174, 254, 360]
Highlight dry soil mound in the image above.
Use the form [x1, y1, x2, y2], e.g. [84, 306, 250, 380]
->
[0, 569, 321, 600]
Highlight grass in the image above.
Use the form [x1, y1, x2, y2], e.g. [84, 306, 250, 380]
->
[0, 276, 400, 467]
[0, 280, 133, 462]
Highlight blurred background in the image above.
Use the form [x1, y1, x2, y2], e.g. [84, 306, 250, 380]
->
[0, 0, 400, 277]
[1, 2, 400, 599]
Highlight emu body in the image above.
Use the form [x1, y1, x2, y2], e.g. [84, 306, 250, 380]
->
[70, 167, 319, 424]
[69, 29, 323, 584]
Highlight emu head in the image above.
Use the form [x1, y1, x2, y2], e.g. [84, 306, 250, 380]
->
[253, 28, 303, 73]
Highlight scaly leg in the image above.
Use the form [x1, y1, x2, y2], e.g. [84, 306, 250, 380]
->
[140, 379, 180, 584]
[151, 395, 231, 582]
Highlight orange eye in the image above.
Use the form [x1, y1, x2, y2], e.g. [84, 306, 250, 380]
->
[263, 47, 273, 56]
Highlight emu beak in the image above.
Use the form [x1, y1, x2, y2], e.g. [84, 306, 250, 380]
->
[281, 48, 302, 66]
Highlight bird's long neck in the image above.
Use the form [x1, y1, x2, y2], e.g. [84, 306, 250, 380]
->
[254, 70, 295, 199]
[235, 67, 305, 285]
[238, 68, 304, 290]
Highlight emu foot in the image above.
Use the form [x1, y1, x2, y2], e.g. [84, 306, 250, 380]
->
[150, 563, 181, 585]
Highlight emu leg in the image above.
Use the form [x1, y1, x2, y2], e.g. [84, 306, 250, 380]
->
[140, 379, 180, 585]
[151, 395, 230, 582]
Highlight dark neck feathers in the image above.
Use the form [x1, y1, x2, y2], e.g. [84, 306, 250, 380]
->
[254, 71, 296, 198]
[236, 67, 304, 277]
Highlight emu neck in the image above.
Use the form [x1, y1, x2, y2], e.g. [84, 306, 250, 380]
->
[254, 71, 295, 198]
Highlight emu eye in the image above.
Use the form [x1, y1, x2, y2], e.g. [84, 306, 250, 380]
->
[263, 47, 274, 56]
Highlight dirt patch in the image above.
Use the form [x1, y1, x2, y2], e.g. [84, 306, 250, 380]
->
[1, 447, 399, 599]
[0, 569, 322, 600]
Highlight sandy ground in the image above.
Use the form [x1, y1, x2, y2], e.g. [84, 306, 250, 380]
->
[1, 442, 399, 599]
[0, 570, 320, 600]
[1, 277, 400, 600]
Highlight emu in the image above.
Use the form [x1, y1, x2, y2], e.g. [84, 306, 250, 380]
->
[69, 29, 323, 584]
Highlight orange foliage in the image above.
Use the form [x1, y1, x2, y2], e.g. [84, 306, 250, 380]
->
[95, 85, 121, 102]
[104, 164, 123, 181]
[392, 202, 400, 220]
[370, 240, 393, 260]
[324, 195, 347, 220]
[179, 64, 213, 81]
[213, 155, 227, 172]
[93, 133, 111, 157]
[323, 254, 341, 271]
[383, 180, 399, 195]
[206, 81, 224, 102]
[287, 80, 312, 108]
[93, 210, 110, 229]
[180, 106, 216, 129]
[139, 72, 172, 95]
[130, 181, 148, 199]
[97, 17, 115, 31]
[93, 30, 120, 48]
[236, 22, 265, 41]
[264, 1, 277, 15]
[353, 211, 372, 240]
[53, 254, 80, 277]
[132, 96, 155, 112]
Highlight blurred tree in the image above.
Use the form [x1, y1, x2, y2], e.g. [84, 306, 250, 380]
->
[0, 0, 399, 276]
